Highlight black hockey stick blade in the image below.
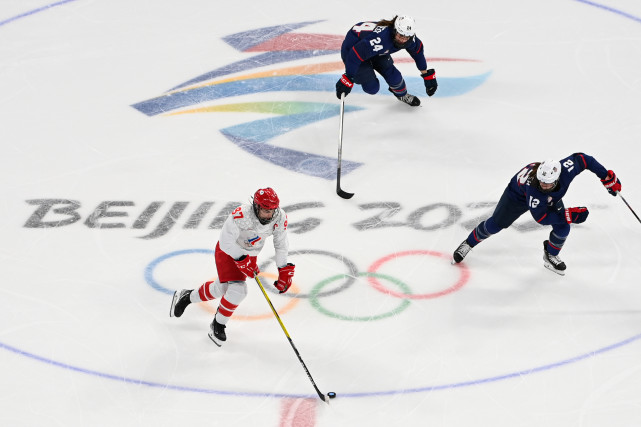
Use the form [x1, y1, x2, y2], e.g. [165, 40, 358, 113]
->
[337, 187, 354, 199]
[336, 169, 354, 199]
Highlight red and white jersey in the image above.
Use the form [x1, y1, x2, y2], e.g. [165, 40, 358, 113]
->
[218, 203, 289, 267]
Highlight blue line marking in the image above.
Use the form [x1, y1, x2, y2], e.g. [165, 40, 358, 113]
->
[0, 0, 79, 27]
[573, 0, 641, 23]
[2, 331, 640, 399]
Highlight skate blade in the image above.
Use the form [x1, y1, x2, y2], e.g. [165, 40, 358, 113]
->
[543, 262, 565, 276]
[169, 291, 179, 317]
[208, 331, 223, 347]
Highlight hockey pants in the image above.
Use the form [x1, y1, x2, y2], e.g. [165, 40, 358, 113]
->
[340, 52, 407, 96]
[465, 188, 571, 256]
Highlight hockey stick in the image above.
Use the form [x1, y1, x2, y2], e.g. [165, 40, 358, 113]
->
[336, 92, 354, 199]
[618, 192, 641, 224]
[254, 275, 334, 403]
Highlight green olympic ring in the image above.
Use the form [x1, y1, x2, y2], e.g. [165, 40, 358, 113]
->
[309, 272, 411, 321]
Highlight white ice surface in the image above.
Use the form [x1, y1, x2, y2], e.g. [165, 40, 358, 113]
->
[1, 1, 641, 426]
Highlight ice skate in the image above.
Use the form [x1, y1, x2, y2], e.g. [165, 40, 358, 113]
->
[542, 240, 566, 276]
[208, 319, 226, 347]
[388, 88, 421, 106]
[169, 289, 192, 318]
[452, 240, 472, 264]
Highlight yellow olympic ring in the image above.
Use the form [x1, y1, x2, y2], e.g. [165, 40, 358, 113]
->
[197, 272, 301, 321]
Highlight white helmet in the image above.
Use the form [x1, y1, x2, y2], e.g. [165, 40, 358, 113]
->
[394, 15, 416, 37]
[537, 159, 562, 184]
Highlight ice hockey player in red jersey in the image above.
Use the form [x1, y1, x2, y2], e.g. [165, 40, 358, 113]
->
[452, 153, 622, 275]
[336, 15, 438, 106]
[169, 188, 295, 346]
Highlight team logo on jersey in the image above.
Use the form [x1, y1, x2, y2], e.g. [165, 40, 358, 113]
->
[132, 21, 491, 180]
[248, 236, 262, 246]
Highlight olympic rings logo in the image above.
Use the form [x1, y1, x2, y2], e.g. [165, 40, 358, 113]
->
[145, 249, 470, 322]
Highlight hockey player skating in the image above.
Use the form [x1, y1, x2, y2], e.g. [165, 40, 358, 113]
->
[452, 153, 622, 275]
[169, 188, 295, 346]
[335, 15, 438, 107]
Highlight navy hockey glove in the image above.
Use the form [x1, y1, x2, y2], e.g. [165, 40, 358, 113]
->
[553, 199, 565, 211]
[274, 263, 295, 293]
[235, 255, 259, 278]
[421, 69, 437, 96]
[601, 170, 622, 196]
[564, 207, 589, 224]
[336, 74, 354, 99]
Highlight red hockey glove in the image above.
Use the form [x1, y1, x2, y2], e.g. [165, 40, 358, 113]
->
[235, 255, 259, 278]
[274, 263, 295, 293]
[336, 74, 354, 99]
[421, 69, 437, 96]
[601, 170, 622, 196]
[564, 207, 589, 224]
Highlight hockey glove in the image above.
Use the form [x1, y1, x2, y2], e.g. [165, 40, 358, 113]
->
[421, 69, 437, 97]
[336, 74, 354, 99]
[274, 263, 295, 293]
[235, 255, 259, 278]
[601, 170, 622, 196]
[564, 207, 589, 224]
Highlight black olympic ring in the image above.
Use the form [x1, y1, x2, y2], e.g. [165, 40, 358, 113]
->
[259, 249, 358, 299]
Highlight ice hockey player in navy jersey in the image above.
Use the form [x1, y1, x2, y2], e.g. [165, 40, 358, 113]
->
[452, 153, 622, 275]
[335, 15, 437, 107]
[169, 188, 295, 346]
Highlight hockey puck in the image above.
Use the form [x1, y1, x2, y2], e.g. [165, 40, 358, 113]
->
[327, 392, 336, 399]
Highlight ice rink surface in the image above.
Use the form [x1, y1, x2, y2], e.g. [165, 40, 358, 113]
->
[1, 0, 641, 426]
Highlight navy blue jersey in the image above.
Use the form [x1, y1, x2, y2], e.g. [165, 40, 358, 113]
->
[506, 153, 609, 225]
[342, 21, 428, 77]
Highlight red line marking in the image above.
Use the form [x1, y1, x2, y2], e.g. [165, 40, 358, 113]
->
[280, 398, 317, 427]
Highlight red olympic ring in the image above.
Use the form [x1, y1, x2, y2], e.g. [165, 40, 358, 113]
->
[367, 250, 470, 299]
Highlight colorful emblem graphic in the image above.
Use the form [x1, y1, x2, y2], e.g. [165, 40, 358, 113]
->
[132, 21, 491, 179]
